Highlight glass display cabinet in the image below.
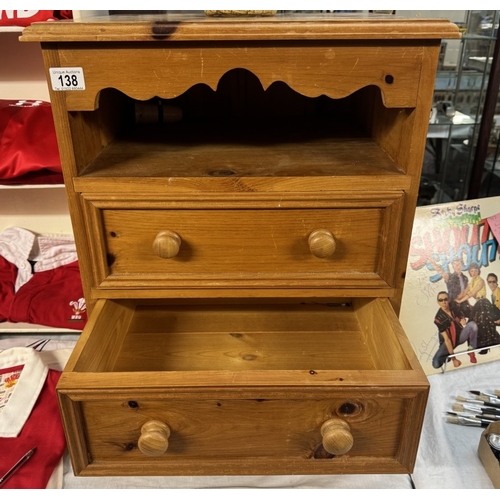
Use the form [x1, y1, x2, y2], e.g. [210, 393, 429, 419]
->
[418, 10, 499, 205]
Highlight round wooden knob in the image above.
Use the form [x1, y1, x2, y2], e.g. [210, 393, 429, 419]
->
[138, 420, 171, 457]
[320, 418, 353, 455]
[153, 230, 181, 259]
[308, 229, 336, 258]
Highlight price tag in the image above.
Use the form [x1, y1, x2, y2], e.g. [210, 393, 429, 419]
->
[49, 67, 86, 91]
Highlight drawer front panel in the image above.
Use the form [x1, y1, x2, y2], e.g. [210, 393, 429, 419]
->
[72, 394, 414, 475]
[82, 196, 403, 291]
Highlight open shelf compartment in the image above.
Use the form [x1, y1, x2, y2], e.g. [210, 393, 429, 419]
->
[70, 72, 414, 194]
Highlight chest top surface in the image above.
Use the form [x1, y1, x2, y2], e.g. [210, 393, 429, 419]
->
[20, 12, 460, 43]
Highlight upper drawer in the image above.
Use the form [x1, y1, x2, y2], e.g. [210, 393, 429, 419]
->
[81, 192, 403, 297]
[51, 43, 424, 111]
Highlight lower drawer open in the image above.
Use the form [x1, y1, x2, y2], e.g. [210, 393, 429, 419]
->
[57, 298, 429, 476]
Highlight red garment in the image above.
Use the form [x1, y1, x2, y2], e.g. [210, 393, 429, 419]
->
[0, 256, 17, 322]
[0, 100, 61, 180]
[0, 10, 72, 27]
[0, 370, 65, 488]
[9, 261, 87, 330]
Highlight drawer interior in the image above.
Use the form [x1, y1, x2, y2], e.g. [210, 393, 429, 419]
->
[71, 298, 414, 374]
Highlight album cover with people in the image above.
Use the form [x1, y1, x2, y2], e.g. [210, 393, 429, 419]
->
[400, 197, 500, 375]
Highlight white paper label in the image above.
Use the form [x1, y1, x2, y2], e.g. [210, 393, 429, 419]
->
[49, 67, 86, 91]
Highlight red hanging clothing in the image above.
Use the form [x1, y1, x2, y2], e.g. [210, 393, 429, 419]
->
[0, 100, 61, 180]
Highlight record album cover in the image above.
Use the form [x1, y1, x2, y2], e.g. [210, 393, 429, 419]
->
[400, 197, 500, 374]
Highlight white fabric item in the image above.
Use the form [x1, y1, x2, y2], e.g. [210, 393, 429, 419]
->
[0, 226, 34, 292]
[0, 347, 48, 438]
[32, 234, 78, 273]
[0, 336, 79, 352]
[0, 227, 77, 291]
[62, 463, 413, 489]
[412, 359, 499, 488]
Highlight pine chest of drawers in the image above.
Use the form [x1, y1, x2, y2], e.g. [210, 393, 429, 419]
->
[22, 13, 459, 476]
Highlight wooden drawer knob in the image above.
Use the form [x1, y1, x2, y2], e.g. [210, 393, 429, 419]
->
[153, 230, 181, 259]
[138, 420, 171, 457]
[308, 229, 336, 258]
[321, 418, 353, 455]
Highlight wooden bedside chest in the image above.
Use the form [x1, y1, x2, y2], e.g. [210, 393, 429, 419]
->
[21, 13, 459, 477]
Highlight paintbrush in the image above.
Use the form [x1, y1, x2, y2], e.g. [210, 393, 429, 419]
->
[447, 410, 498, 420]
[452, 403, 500, 419]
[473, 395, 500, 406]
[455, 401, 500, 414]
[446, 415, 493, 427]
[456, 395, 500, 410]
[469, 391, 500, 403]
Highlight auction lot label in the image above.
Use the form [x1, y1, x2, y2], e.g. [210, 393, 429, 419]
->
[49, 67, 86, 91]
